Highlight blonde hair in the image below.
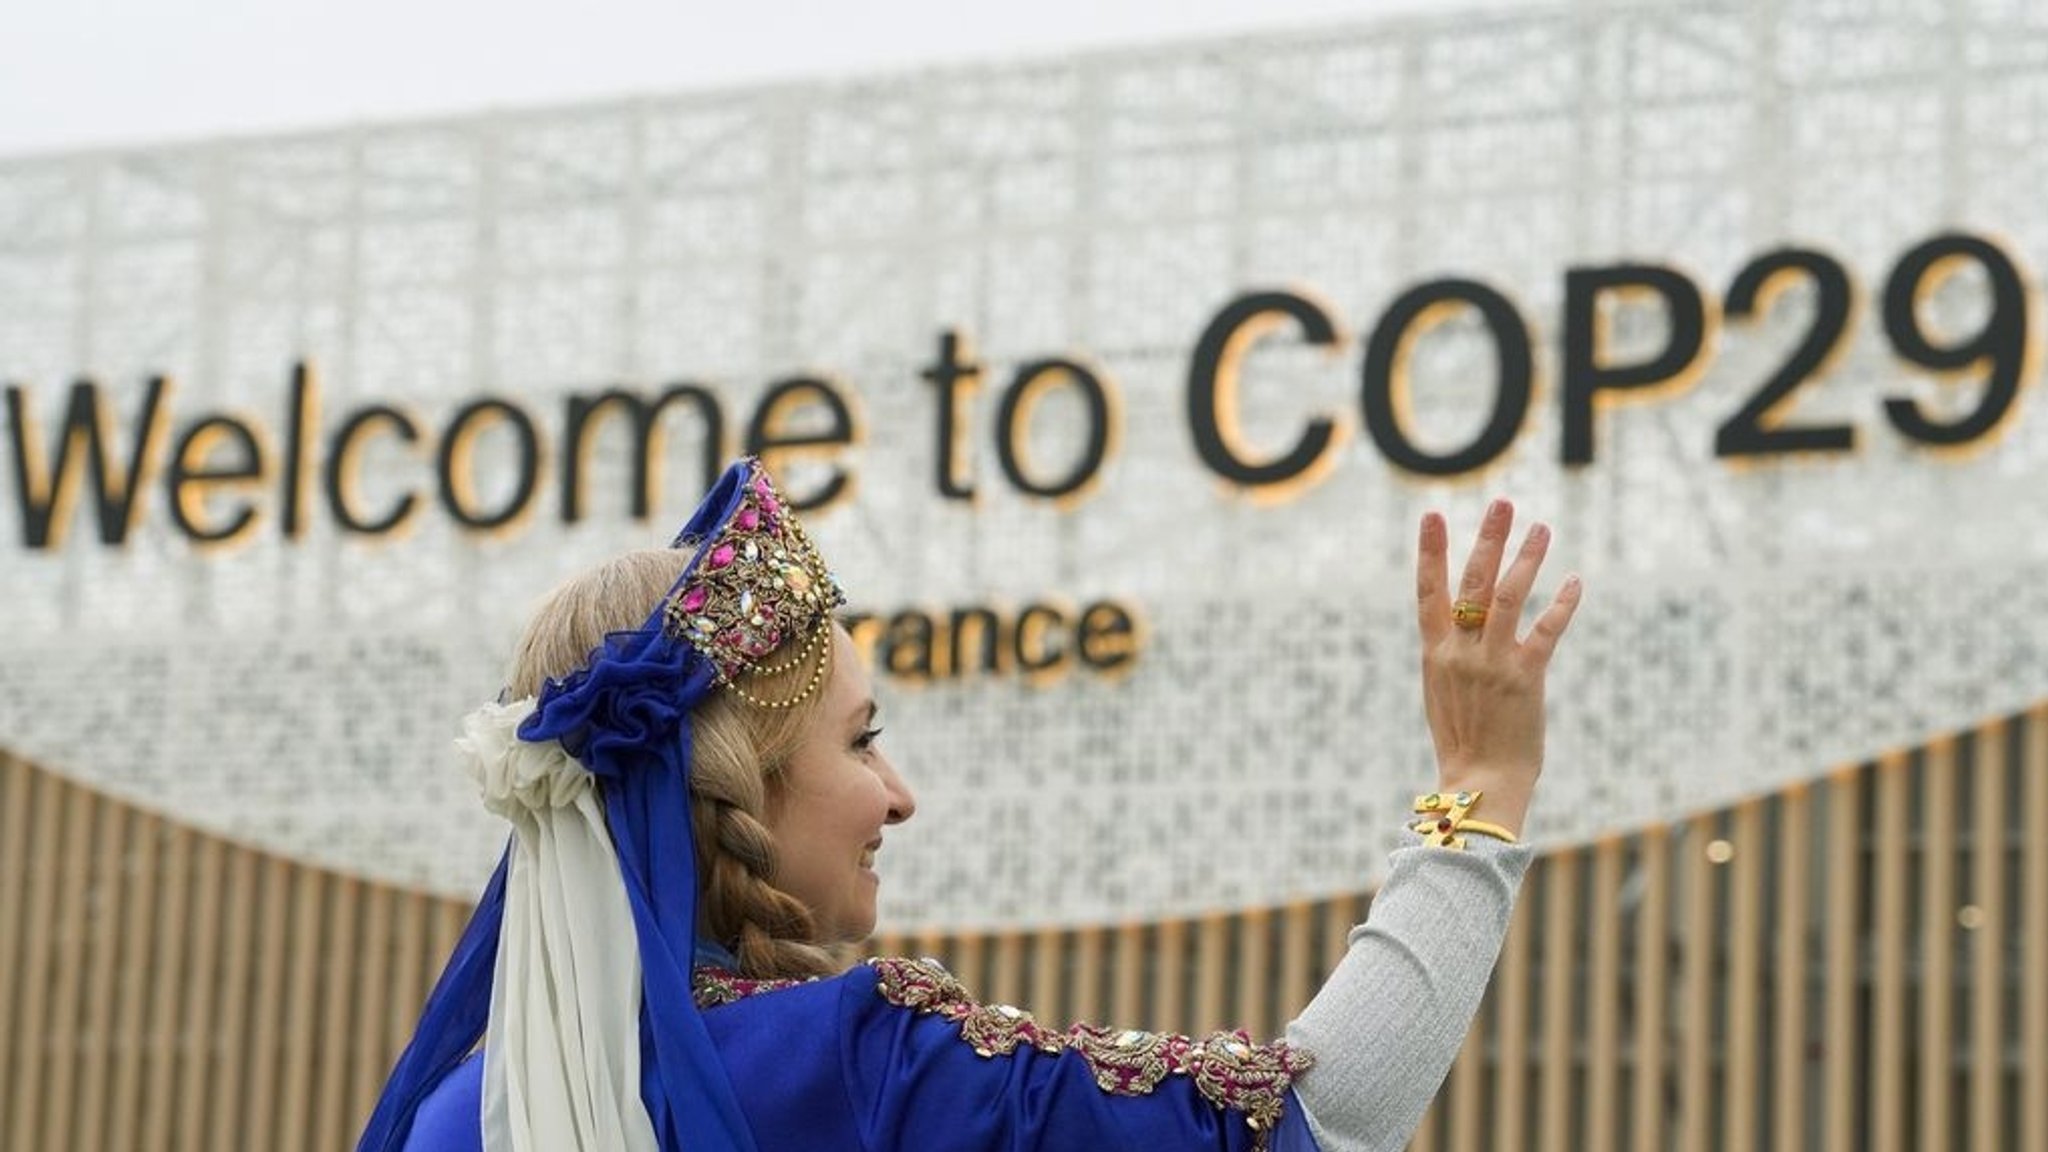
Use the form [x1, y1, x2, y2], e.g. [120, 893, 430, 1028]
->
[508, 548, 840, 980]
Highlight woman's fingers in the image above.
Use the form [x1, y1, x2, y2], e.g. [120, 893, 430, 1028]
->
[1452, 499, 1514, 632]
[1423, 500, 1577, 657]
[1521, 574, 1584, 665]
[1416, 511, 1451, 645]
[1486, 521, 1550, 648]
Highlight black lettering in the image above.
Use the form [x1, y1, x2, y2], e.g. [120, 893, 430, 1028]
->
[280, 361, 320, 538]
[922, 329, 981, 501]
[884, 611, 937, 680]
[848, 601, 1141, 685]
[166, 414, 267, 544]
[744, 377, 858, 512]
[1186, 291, 1343, 489]
[5, 376, 173, 549]
[948, 605, 1004, 676]
[561, 383, 725, 524]
[438, 399, 542, 533]
[1077, 601, 1140, 674]
[995, 358, 1117, 501]
[1882, 232, 2032, 448]
[1361, 280, 1533, 476]
[1013, 602, 1068, 679]
[326, 405, 423, 535]
[1713, 249, 1857, 458]
[1561, 263, 1711, 465]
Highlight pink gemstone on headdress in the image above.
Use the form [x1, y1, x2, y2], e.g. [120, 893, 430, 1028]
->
[661, 461, 847, 687]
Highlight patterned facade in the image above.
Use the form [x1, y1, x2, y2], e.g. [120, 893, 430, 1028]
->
[6, 0, 2048, 927]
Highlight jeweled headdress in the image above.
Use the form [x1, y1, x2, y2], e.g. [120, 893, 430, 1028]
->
[359, 458, 835, 1152]
[665, 461, 844, 708]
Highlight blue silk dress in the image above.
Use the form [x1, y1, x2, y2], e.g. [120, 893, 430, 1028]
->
[402, 956, 1321, 1152]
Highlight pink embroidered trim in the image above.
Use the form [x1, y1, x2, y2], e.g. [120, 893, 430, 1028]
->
[866, 957, 1311, 1141]
[692, 965, 808, 1009]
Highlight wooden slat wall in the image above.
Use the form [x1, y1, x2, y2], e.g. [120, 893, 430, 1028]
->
[0, 754, 473, 1152]
[6, 698, 2048, 1150]
[1393, 719, 2045, 1152]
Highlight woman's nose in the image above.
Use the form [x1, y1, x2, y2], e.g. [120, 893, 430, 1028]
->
[879, 757, 917, 824]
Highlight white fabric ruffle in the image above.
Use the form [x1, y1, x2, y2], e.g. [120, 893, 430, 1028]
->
[456, 698, 659, 1152]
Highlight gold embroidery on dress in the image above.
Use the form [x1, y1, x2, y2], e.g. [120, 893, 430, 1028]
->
[1066, 1024, 1178, 1095]
[1184, 1033, 1302, 1135]
[866, 957, 1310, 1146]
[869, 954, 1064, 1055]
[692, 966, 807, 1009]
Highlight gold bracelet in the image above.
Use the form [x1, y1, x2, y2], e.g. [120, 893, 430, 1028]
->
[1411, 789, 1519, 850]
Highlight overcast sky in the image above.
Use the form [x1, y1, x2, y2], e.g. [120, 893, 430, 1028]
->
[0, 0, 1537, 157]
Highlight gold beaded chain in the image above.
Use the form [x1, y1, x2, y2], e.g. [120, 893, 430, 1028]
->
[725, 615, 835, 710]
[743, 623, 825, 679]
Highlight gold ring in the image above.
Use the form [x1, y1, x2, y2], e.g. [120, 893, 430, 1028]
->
[1450, 600, 1488, 630]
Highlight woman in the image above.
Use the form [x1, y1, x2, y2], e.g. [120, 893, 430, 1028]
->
[359, 457, 1581, 1152]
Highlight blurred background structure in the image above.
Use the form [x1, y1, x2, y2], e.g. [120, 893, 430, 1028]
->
[5, 1, 2048, 1148]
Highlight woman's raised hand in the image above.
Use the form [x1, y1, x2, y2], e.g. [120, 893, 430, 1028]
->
[1414, 499, 1582, 837]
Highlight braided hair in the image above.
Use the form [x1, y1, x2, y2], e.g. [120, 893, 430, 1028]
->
[506, 548, 840, 980]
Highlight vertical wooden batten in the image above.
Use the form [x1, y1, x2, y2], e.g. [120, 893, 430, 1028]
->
[1919, 740, 1959, 1152]
[1967, 722, 2006, 1152]
[1771, 786, 1811, 1152]
[1723, 801, 1764, 1151]
[1537, 849, 1578, 1152]
[1631, 824, 1672, 1152]
[1869, 753, 1911, 1152]
[1584, 837, 1624, 1152]
[1822, 769, 1860, 1152]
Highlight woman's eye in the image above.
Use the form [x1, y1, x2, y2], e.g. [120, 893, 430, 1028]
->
[853, 726, 884, 752]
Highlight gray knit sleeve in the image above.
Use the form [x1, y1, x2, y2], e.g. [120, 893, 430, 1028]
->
[1282, 838, 1533, 1152]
